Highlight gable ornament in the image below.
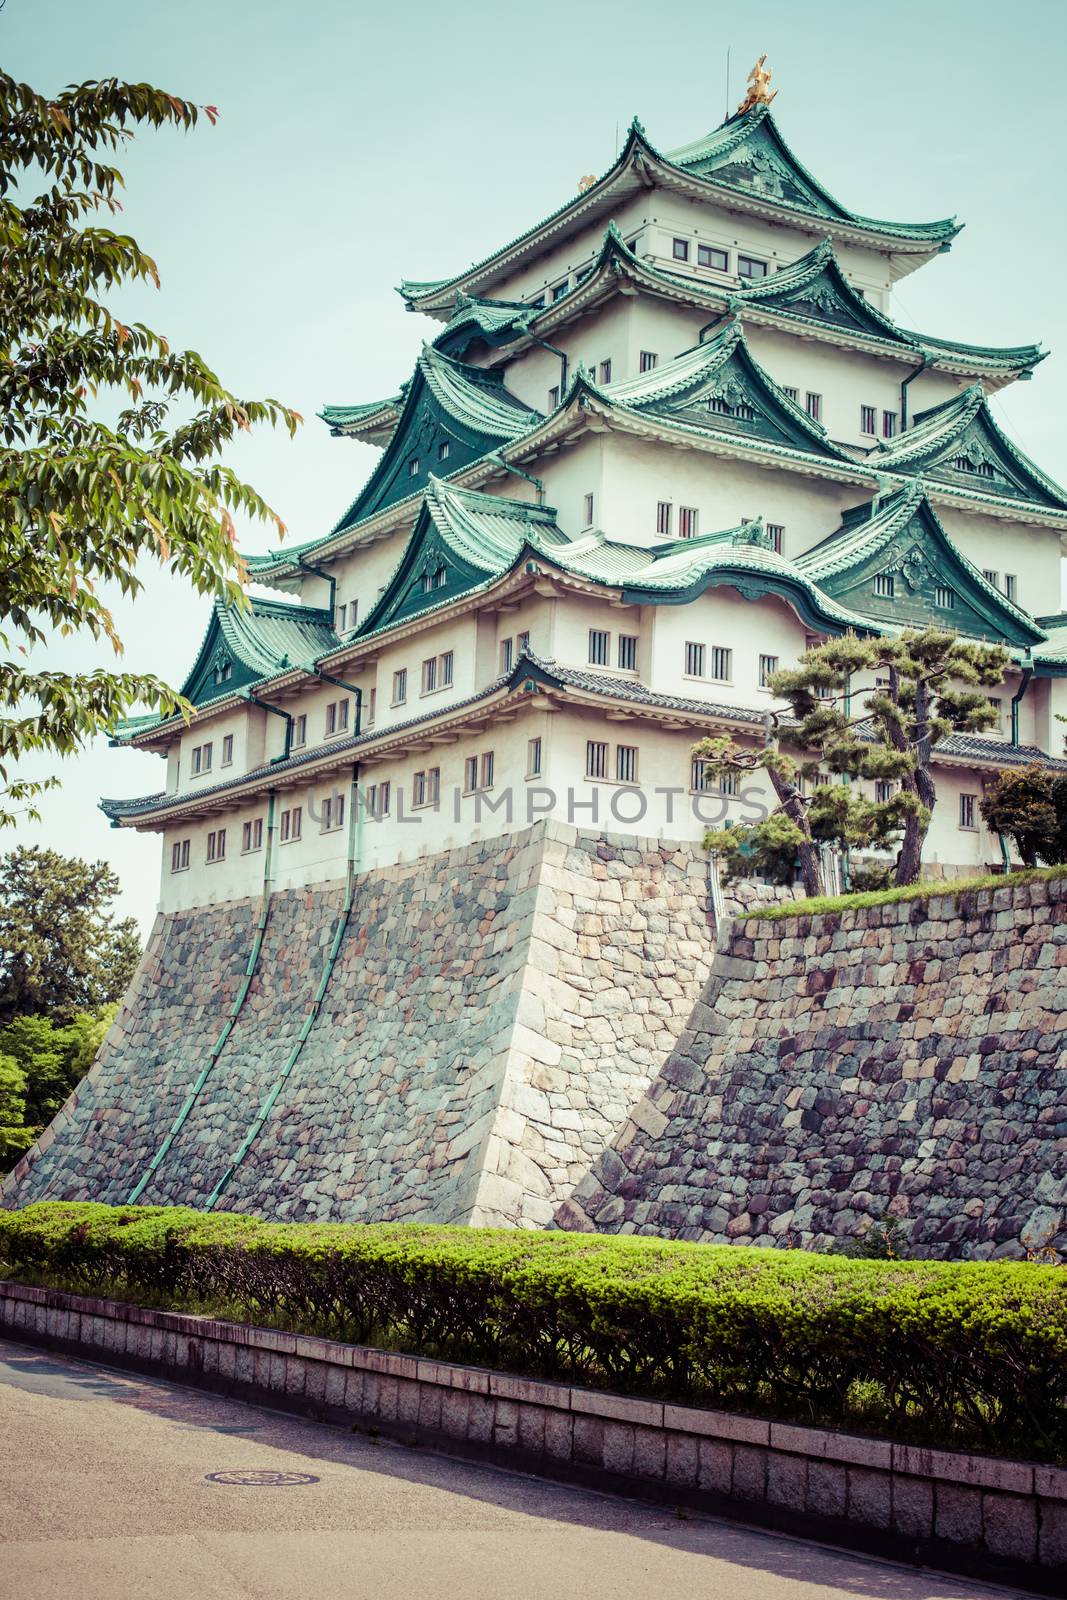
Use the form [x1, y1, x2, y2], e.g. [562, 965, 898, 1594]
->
[737, 55, 778, 114]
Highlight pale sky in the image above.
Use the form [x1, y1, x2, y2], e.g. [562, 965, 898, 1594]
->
[5, 0, 1067, 933]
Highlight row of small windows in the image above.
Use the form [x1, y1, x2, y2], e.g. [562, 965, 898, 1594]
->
[189, 735, 234, 777]
[588, 629, 638, 671]
[872, 571, 1017, 606]
[860, 405, 899, 439]
[672, 237, 768, 279]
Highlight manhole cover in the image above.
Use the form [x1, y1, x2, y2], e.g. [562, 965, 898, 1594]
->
[204, 1469, 320, 1487]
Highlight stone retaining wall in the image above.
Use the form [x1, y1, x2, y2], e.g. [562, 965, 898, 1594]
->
[5, 824, 780, 1226]
[557, 875, 1067, 1256]
[2, 1279, 1062, 1591]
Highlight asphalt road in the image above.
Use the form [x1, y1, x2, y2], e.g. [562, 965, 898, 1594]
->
[0, 1336, 1033, 1600]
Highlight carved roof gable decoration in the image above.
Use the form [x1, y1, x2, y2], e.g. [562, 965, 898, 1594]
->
[706, 372, 755, 418]
[881, 541, 940, 592]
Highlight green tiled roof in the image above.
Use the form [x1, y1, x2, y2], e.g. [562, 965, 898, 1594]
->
[399, 108, 959, 312]
[319, 394, 404, 438]
[797, 481, 1047, 648]
[872, 385, 1067, 509]
[666, 106, 959, 244]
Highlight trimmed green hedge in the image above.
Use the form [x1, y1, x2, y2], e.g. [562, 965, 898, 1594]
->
[748, 862, 1067, 922]
[2, 1202, 1064, 1462]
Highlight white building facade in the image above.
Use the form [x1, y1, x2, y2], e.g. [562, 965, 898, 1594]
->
[105, 77, 1067, 913]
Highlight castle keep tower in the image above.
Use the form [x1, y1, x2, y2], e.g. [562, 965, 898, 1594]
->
[6, 69, 1067, 1230]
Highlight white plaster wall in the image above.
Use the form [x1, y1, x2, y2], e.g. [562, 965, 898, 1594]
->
[933, 506, 1062, 615]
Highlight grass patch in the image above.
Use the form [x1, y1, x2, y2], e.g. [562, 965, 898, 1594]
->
[746, 862, 1067, 922]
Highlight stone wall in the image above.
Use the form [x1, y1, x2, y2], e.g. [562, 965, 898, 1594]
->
[3, 823, 755, 1226]
[557, 875, 1067, 1258]
[4, 1279, 1063, 1589]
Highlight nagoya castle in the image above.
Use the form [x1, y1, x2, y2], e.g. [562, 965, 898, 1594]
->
[6, 63, 1066, 1246]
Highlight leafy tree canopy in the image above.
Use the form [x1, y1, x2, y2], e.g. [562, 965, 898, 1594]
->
[0, 846, 139, 1023]
[0, 72, 300, 822]
[695, 629, 1008, 890]
[980, 764, 1067, 867]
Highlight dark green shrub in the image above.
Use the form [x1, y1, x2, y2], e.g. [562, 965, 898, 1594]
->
[1, 1202, 1063, 1462]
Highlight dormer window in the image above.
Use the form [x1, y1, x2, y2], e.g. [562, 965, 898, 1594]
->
[433, 565, 447, 589]
[408, 457, 420, 477]
[437, 440, 450, 461]
[874, 573, 895, 598]
[212, 658, 232, 686]
[552, 280, 569, 301]
[737, 254, 768, 279]
[935, 585, 955, 609]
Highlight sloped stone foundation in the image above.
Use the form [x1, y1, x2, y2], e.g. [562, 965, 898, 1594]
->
[556, 876, 1067, 1258]
[3, 824, 731, 1225]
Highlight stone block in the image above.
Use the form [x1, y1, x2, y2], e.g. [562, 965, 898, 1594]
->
[891, 1474, 933, 1540]
[934, 1482, 983, 1546]
[697, 1439, 733, 1496]
[440, 1388, 471, 1440]
[731, 1444, 768, 1503]
[543, 1408, 574, 1462]
[573, 1415, 605, 1467]
[1038, 1496, 1067, 1568]
[517, 1402, 546, 1457]
[601, 1421, 635, 1475]
[466, 1393, 495, 1444]
[981, 1491, 1037, 1563]
[847, 1467, 891, 1531]
[766, 1452, 807, 1511]
[664, 1431, 699, 1488]
[417, 1384, 442, 1433]
[492, 1398, 519, 1447]
[665, 1405, 769, 1445]
[806, 1459, 848, 1521]
[396, 1377, 421, 1426]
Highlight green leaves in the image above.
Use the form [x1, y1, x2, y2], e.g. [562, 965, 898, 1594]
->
[1, 1201, 1064, 1462]
[0, 71, 301, 822]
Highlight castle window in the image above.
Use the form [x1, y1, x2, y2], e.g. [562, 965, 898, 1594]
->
[639, 350, 658, 372]
[959, 793, 977, 830]
[365, 782, 390, 819]
[874, 573, 895, 598]
[710, 647, 732, 682]
[697, 244, 728, 271]
[191, 742, 212, 776]
[672, 238, 690, 262]
[986, 696, 1004, 734]
[690, 758, 714, 792]
[170, 839, 190, 873]
[935, 585, 955, 609]
[586, 739, 608, 779]
[433, 566, 447, 589]
[527, 737, 542, 778]
[618, 634, 638, 671]
[656, 500, 672, 536]
[983, 569, 1000, 589]
[500, 637, 514, 674]
[206, 828, 226, 863]
[882, 410, 898, 439]
[615, 744, 638, 784]
[552, 279, 569, 301]
[325, 699, 349, 736]
[408, 457, 420, 477]
[221, 735, 234, 766]
[678, 505, 699, 539]
[481, 751, 495, 789]
[860, 405, 876, 435]
[529, 295, 545, 309]
[420, 572, 432, 594]
[737, 254, 767, 279]
[759, 654, 779, 688]
[1005, 574, 1018, 602]
[583, 492, 594, 525]
[213, 659, 232, 686]
[767, 523, 785, 553]
[588, 629, 610, 667]
[441, 650, 454, 686]
[548, 385, 560, 409]
[412, 768, 440, 808]
[321, 793, 345, 833]
[366, 690, 376, 727]
[874, 781, 894, 803]
[953, 454, 994, 477]
[684, 641, 706, 677]
[392, 669, 407, 706]
[279, 805, 302, 843]
[782, 386, 798, 402]
[437, 440, 450, 461]
[599, 359, 612, 384]
[463, 752, 494, 792]
[292, 713, 307, 748]
[242, 818, 263, 853]
[336, 602, 347, 632]
[806, 391, 822, 422]
[422, 656, 438, 694]
[517, 630, 530, 656]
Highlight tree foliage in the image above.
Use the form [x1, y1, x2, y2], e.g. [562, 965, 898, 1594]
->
[0, 1006, 115, 1172]
[0, 72, 300, 821]
[0, 846, 139, 1023]
[695, 629, 1009, 890]
[979, 763, 1067, 867]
